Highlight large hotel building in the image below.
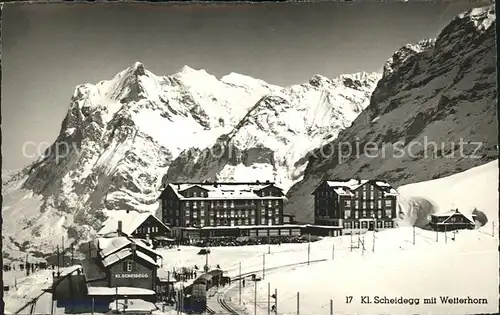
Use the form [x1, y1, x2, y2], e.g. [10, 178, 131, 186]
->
[157, 181, 298, 239]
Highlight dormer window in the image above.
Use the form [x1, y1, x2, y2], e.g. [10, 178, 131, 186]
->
[123, 261, 133, 272]
[193, 192, 197, 197]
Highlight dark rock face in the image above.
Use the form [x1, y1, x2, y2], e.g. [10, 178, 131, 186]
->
[285, 6, 497, 223]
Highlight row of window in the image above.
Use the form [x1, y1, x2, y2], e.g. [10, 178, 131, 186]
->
[167, 217, 282, 227]
[346, 199, 393, 209]
[343, 220, 394, 229]
[167, 208, 281, 218]
[182, 190, 278, 198]
[317, 187, 385, 199]
[135, 226, 160, 235]
[183, 199, 281, 208]
[344, 209, 392, 219]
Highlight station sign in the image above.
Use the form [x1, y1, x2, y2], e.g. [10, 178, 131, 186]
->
[115, 273, 149, 279]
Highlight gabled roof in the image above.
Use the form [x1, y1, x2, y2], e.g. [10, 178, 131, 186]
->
[431, 209, 476, 224]
[161, 182, 285, 200]
[80, 258, 107, 282]
[257, 184, 284, 191]
[312, 179, 398, 197]
[178, 184, 209, 192]
[101, 248, 158, 268]
[98, 236, 163, 259]
[97, 210, 170, 236]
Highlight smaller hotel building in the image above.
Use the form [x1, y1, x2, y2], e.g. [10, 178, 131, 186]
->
[312, 179, 398, 234]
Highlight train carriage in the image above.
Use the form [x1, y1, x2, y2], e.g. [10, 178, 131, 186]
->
[207, 270, 223, 287]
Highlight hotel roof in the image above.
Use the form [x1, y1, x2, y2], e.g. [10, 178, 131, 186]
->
[97, 210, 170, 236]
[431, 209, 476, 224]
[162, 181, 286, 200]
[314, 179, 398, 197]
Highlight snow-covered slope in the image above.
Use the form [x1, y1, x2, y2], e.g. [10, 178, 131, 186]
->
[397, 159, 498, 228]
[286, 5, 498, 223]
[165, 72, 380, 191]
[2, 63, 378, 259]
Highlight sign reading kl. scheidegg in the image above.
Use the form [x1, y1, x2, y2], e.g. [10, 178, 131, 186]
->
[115, 273, 149, 279]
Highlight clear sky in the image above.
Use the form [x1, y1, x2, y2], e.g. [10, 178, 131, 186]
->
[1, 1, 491, 169]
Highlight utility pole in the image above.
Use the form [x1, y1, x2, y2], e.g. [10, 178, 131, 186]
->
[330, 299, 333, 315]
[307, 242, 310, 265]
[239, 262, 242, 304]
[275, 288, 278, 314]
[372, 230, 376, 253]
[350, 232, 353, 252]
[332, 244, 335, 260]
[267, 282, 270, 315]
[263, 254, 266, 280]
[297, 292, 300, 315]
[25, 254, 29, 277]
[62, 236, 65, 267]
[268, 235, 271, 254]
[413, 226, 415, 245]
[56, 246, 60, 275]
[115, 285, 118, 314]
[493, 221, 495, 237]
[445, 224, 448, 244]
[71, 243, 74, 266]
[254, 279, 258, 315]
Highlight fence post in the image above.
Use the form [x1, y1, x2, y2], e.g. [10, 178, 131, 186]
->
[263, 254, 266, 280]
[297, 292, 300, 315]
[239, 262, 242, 304]
[307, 243, 310, 265]
[268, 282, 270, 315]
[254, 280, 257, 315]
[275, 288, 278, 314]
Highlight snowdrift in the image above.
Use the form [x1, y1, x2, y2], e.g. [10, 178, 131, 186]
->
[397, 160, 498, 229]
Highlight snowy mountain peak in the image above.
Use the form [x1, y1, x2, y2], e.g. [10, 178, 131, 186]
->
[458, 5, 495, 31]
[220, 72, 277, 90]
[131, 61, 146, 76]
[308, 74, 332, 88]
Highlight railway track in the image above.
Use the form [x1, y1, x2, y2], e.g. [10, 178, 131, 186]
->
[206, 258, 327, 314]
[13, 267, 80, 315]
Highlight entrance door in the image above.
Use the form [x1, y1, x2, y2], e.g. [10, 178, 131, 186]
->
[368, 221, 375, 231]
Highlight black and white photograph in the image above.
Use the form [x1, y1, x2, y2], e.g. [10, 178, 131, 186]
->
[1, 1, 498, 315]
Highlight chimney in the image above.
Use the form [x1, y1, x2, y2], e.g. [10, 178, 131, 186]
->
[265, 180, 270, 184]
[126, 209, 129, 214]
[131, 243, 137, 255]
[117, 221, 123, 233]
[213, 182, 218, 188]
[177, 184, 180, 190]
[256, 180, 260, 184]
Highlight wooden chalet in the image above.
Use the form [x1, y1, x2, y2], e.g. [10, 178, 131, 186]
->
[97, 210, 173, 248]
[429, 209, 477, 232]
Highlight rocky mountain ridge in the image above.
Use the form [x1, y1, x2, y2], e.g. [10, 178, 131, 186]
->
[285, 5, 498, 223]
